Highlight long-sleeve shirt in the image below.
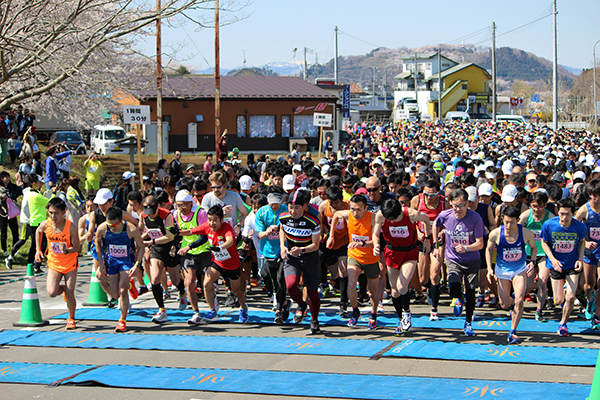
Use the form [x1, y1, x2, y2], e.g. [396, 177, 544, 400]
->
[28, 189, 49, 226]
[44, 151, 72, 184]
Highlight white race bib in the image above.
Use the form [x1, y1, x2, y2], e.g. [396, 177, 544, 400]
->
[328, 217, 345, 230]
[89, 166, 97, 173]
[109, 244, 128, 258]
[268, 231, 279, 240]
[147, 228, 163, 239]
[351, 234, 369, 243]
[224, 217, 234, 227]
[50, 242, 62, 254]
[555, 240, 575, 253]
[591, 227, 600, 241]
[389, 226, 410, 238]
[213, 241, 231, 261]
[531, 229, 542, 241]
[503, 248, 522, 262]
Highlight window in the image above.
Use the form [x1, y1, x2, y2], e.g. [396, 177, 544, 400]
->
[293, 115, 317, 138]
[249, 115, 276, 138]
[462, 83, 468, 90]
[236, 115, 247, 137]
[426, 63, 432, 71]
[281, 115, 291, 137]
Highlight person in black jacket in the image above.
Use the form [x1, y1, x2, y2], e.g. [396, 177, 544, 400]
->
[169, 151, 183, 182]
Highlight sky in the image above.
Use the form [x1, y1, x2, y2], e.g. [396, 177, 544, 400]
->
[142, 0, 600, 73]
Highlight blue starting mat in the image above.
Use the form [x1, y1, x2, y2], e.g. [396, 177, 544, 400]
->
[51, 307, 600, 335]
[1, 329, 596, 366]
[0, 361, 589, 399]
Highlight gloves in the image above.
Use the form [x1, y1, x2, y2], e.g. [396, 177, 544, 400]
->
[209, 245, 221, 253]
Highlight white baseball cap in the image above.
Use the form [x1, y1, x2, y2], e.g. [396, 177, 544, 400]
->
[322, 165, 331, 176]
[123, 171, 136, 180]
[292, 164, 302, 172]
[501, 184, 518, 203]
[573, 171, 586, 181]
[478, 182, 493, 197]
[283, 174, 295, 191]
[175, 190, 193, 202]
[93, 188, 113, 205]
[465, 186, 478, 202]
[239, 175, 253, 191]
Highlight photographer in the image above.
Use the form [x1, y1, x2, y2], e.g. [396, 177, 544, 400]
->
[84, 150, 103, 197]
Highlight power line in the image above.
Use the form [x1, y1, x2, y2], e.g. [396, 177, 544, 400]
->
[447, 26, 490, 45]
[337, 29, 383, 49]
[496, 13, 552, 39]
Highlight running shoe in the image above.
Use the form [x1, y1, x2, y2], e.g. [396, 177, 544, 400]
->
[413, 294, 426, 304]
[250, 278, 258, 287]
[366, 316, 377, 331]
[395, 323, 403, 336]
[239, 305, 249, 323]
[453, 295, 464, 317]
[338, 302, 348, 318]
[293, 308, 304, 324]
[5, 257, 12, 270]
[138, 285, 149, 296]
[106, 298, 119, 309]
[489, 297, 499, 308]
[281, 300, 291, 321]
[476, 295, 485, 308]
[187, 312, 205, 325]
[65, 318, 76, 330]
[4, 250, 9, 256]
[358, 293, 370, 304]
[163, 290, 171, 300]
[214, 291, 220, 312]
[225, 291, 237, 307]
[348, 308, 360, 327]
[429, 309, 439, 321]
[535, 310, 547, 323]
[507, 330, 519, 345]
[592, 315, 600, 330]
[178, 295, 188, 311]
[557, 323, 569, 336]
[378, 301, 385, 314]
[310, 319, 322, 334]
[129, 279, 138, 299]
[115, 320, 127, 333]
[401, 311, 412, 333]
[34, 266, 43, 274]
[274, 310, 284, 325]
[585, 292, 597, 320]
[151, 309, 169, 324]
[464, 321, 476, 336]
[203, 309, 219, 323]
[524, 292, 532, 302]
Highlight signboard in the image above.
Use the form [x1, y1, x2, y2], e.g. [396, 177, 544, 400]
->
[123, 105, 150, 125]
[421, 114, 432, 122]
[342, 85, 350, 110]
[188, 123, 197, 149]
[518, 97, 525, 109]
[315, 103, 328, 112]
[531, 94, 540, 102]
[313, 113, 332, 127]
[342, 118, 351, 131]
[510, 97, 519, 108]
[294, 106, 305, 114]
[396, 109, 409, 120]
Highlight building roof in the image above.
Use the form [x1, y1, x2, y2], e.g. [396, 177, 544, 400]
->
[349, 83, 364, 94]
[394, 71, 412, 80]
[131, 76, 337, 100]
[399, 53, 457, 64]
[439, 62, 491, 79]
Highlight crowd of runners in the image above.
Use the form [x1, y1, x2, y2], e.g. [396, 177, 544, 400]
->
[21, 119, 600, 344]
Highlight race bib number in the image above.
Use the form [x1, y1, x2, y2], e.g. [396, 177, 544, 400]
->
[268, 231, 279, 240]
[224, 217, 234, 227]
[450, 233, 468, 246]
[213, 242, 231, 261]
[328, 217, 344, 231]
[109, 244, 128, 258]
[532, 230, 542, 241]
[503, 248, 522, 262]
[50, 242, 62, 254]
[591, 227, 600, 241]
[351, 234, 369, 243]
[555, 240, 575, 253]
[147, 228, 163, 239]
[89, 166, 97, 173]
[389, 226, 409, 238]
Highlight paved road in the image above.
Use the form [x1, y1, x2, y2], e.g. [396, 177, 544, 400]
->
[0, 258, 596, 399]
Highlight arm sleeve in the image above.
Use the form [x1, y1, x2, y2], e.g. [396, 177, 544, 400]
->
[189, 235, 209, 249]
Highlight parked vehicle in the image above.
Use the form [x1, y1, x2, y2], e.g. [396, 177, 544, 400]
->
[49, 130, 87, 154]
[495, 115, 528, 126]
[469, 113, 492, 121]
[445, 111, 471, 122]
[401, 98, 419, 114]
[90, 125, 127, 155]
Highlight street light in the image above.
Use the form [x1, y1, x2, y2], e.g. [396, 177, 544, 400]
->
[594, 39, 600, 131]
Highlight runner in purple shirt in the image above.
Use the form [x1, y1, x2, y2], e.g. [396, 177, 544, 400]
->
[433, 189, 485, 337]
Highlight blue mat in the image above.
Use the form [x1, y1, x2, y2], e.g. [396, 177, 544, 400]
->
[1, 329, 596, 366]
[52, 307, 600, 335]
[0, 361, 590, 399]
[0, 330, 391, 358]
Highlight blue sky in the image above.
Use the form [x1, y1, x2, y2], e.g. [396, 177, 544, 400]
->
[145, 0, 600, 72]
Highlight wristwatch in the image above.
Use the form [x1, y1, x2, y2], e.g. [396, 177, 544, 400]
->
[424, 235, 431, 240]
[361, 240, 366, 247]
[152, 238, 156, 245]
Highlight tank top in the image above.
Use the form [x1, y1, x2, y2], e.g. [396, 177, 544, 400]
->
[324, 200, 349, 250]
[524, 209, 550, 256]
[476, 203, 491, 230]
[496, 225, 527, 272]
[417, 193, 445, 232]
[142, 208, 173, 252]
[347, 210, 379, 264]
[103, 223, 135, 268]
[382, 207, 417, 251]
[177, 207, 208, 255]
[45, 219, 78, 273]
[585, 203, 600, 256]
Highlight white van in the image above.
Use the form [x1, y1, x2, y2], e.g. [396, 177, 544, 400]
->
[496, 115, 528, 126]
[445, 111, 471, 122]
[91, 125, 127, 155]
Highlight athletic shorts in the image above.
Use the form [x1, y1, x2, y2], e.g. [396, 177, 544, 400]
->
[584, 252, 600, 267]
[384, 246, 418, 270]
[525, 256, 546, 267]
[348, 257, 380, 279]
[549, 267, 580, 281]
[323, 245, 348, 266]
[150, 245, 172, 265]
[49, 261, 78, 275]
[107, 261, 132, 275]
[181, 252, 211, 273]
[85, 179, 100, 191]
[446, 259, 480, 290]
[283, 251, 320, 291]
[210, 263, 241, 281]
[495, 264, 527, 281]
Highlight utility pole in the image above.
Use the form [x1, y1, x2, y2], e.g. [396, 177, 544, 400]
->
[303, 47, 308, 81]
[438, 48, 442, 120]
[552, 0, 558, 131]
[414, 53, 418, 104]
[156, 0, 163, 160]
[594, 40, 600, 131]
[215, 0, 221, 156]
[315, 53, 319, 80]
[383, 67, 387, 109]
[334, 26, 339, 84]
[372, 67, 376, 106]
[492, 22, 497, 122]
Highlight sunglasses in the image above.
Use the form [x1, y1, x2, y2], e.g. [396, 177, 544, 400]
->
[424, 192, 438, 197]
[317, 191, 327, 196]
[366, 186, 380, 192]
[107, 221, 121, 228]
[211, 185, 223, 189]
[343, 185, 353, 189]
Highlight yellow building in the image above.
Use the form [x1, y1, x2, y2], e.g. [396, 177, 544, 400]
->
[428, 62, 492, 117]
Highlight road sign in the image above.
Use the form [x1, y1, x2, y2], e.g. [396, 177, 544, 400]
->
[518, 97, 525, 109]
[313, 113, 332, 127]
[531, 94, 540, 102]
[123, 105, 150, 125]
[510, 97, 519, 108]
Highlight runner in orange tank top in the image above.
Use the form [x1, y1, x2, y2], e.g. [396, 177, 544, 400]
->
[328, 194, 380, 331]
[35, 197, 80, 330]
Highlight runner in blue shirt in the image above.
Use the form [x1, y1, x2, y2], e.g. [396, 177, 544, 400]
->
[541, 198, 587, 336]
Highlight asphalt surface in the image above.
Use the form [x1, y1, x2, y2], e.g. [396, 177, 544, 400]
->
[0, 256, 597, 399]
